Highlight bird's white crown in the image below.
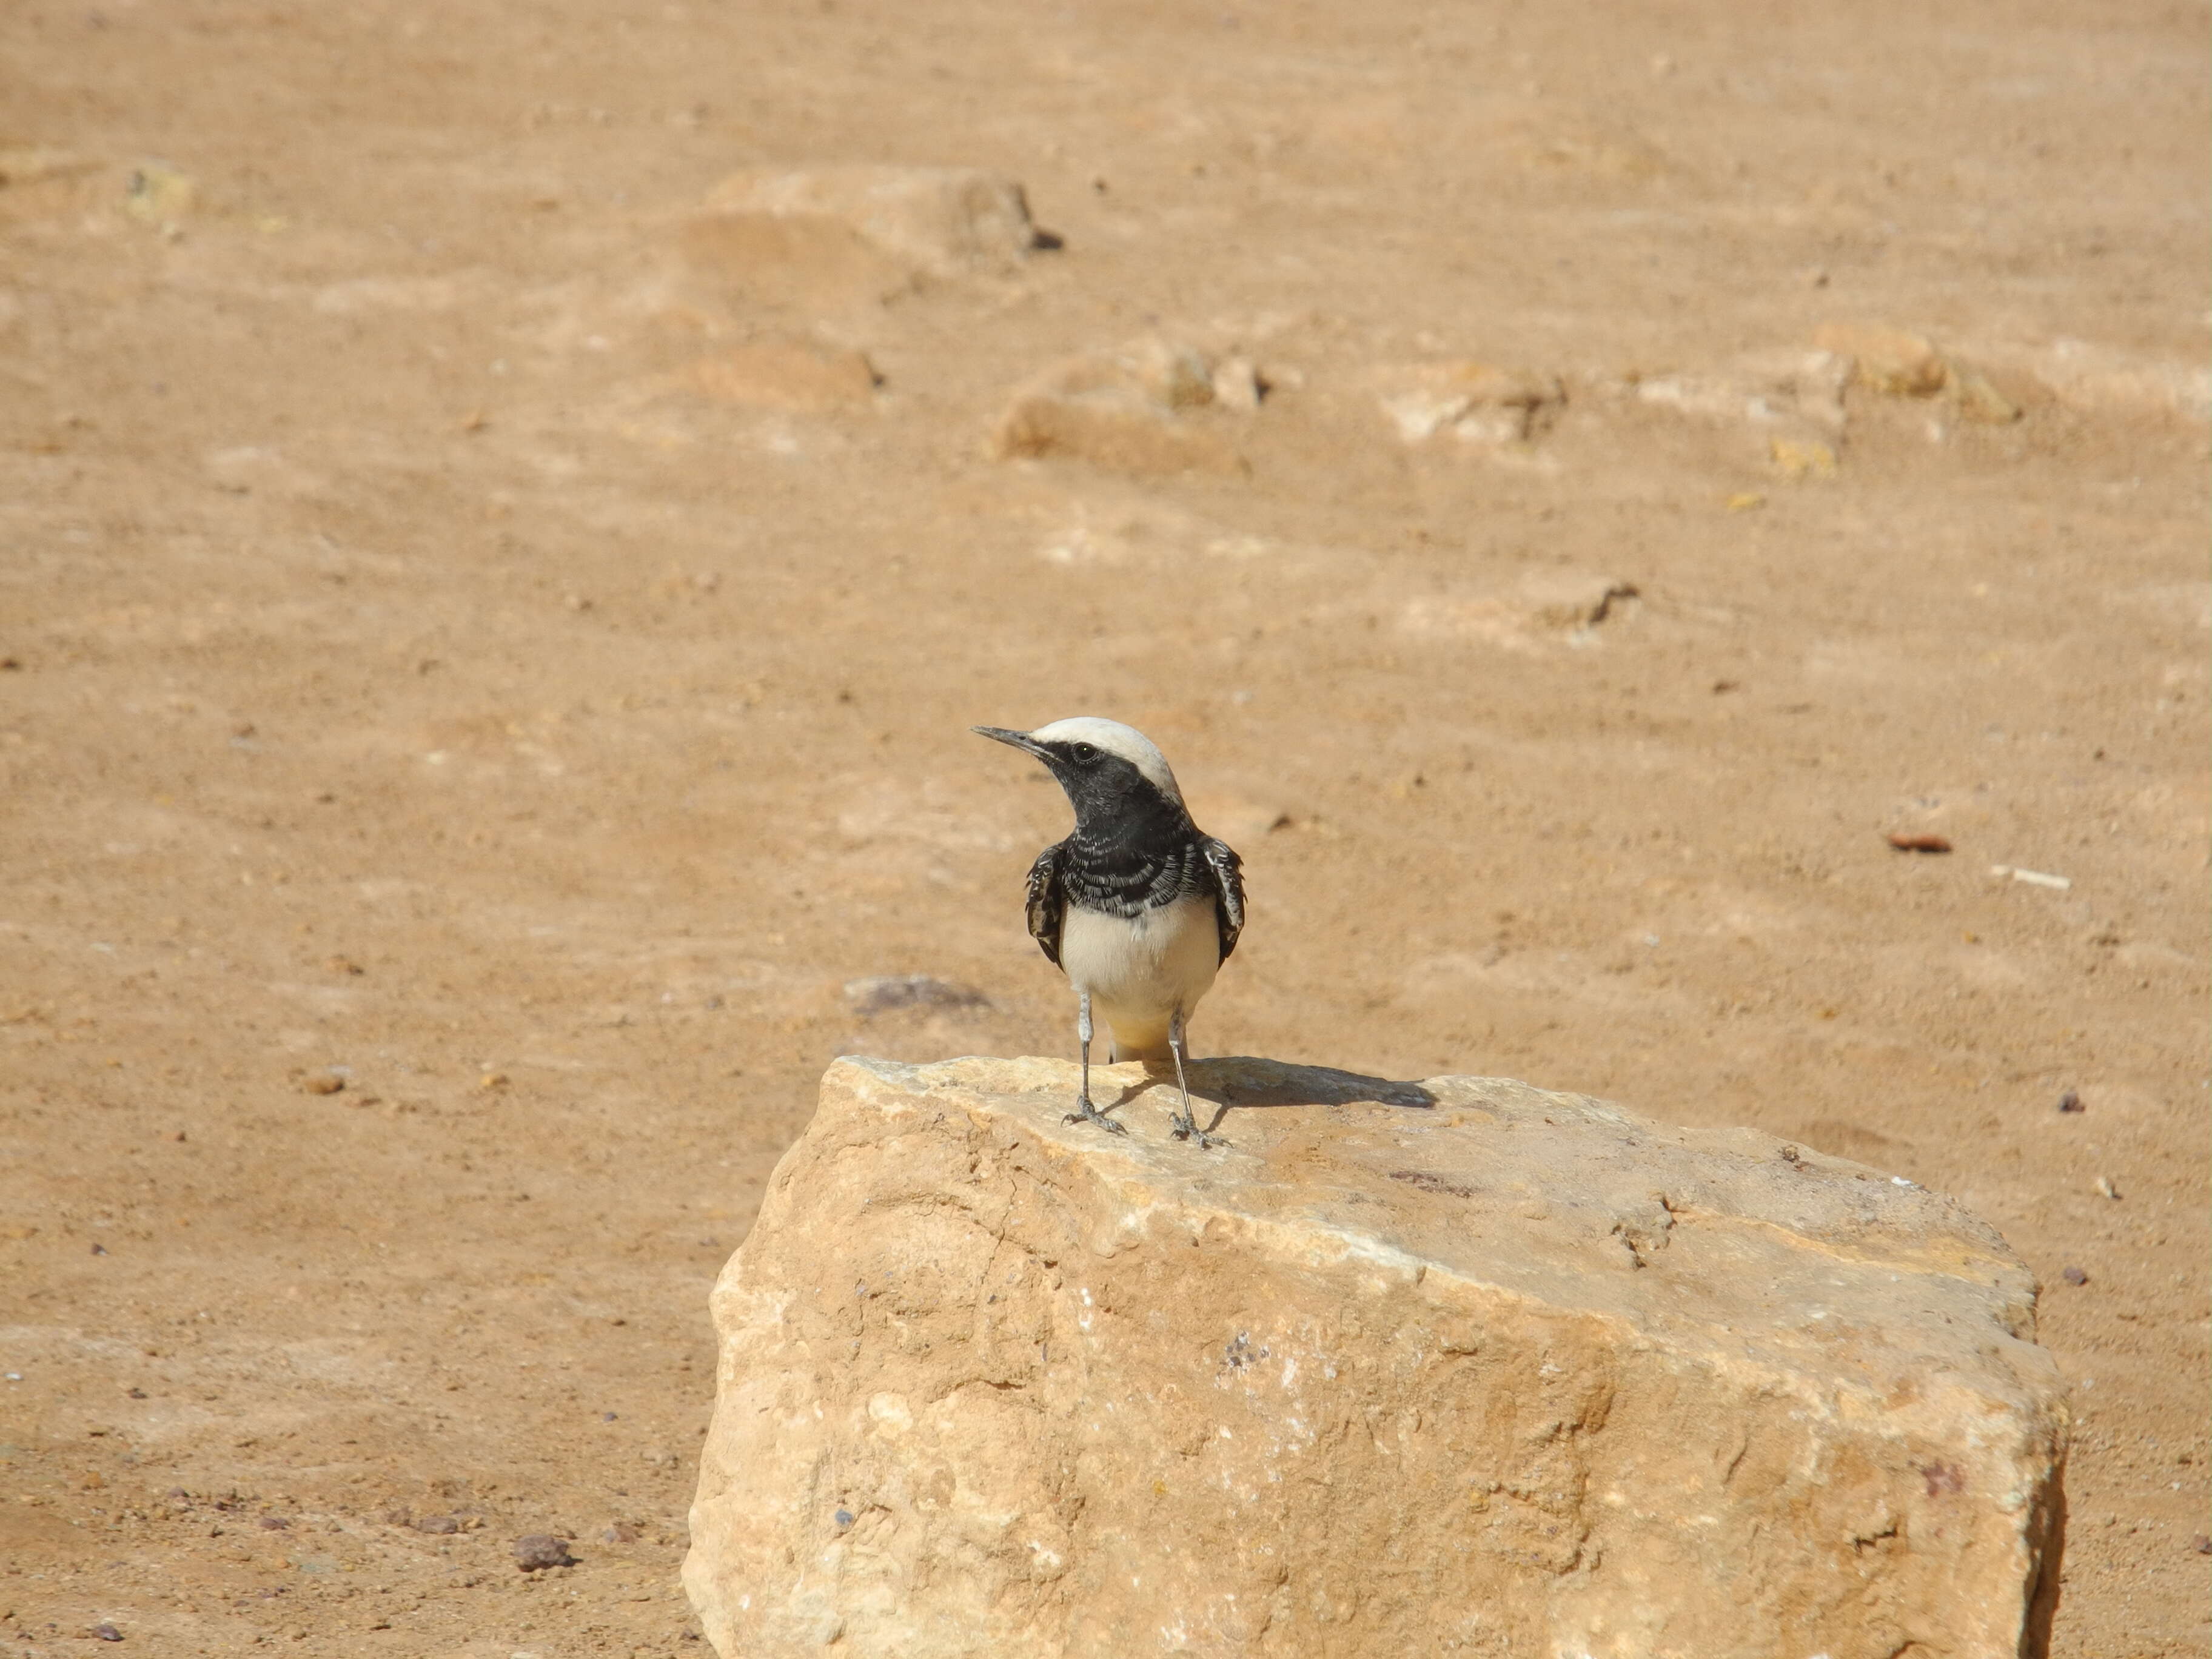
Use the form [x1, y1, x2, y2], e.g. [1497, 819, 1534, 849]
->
[1028, 717, 1184, 802]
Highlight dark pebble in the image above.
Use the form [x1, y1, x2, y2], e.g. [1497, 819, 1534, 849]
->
[512, 1533, 576, 1571]
[413, 1514, 461, 1535]
[2193, 1535, 2211, 1555]
[2062, 1266, 2088, 1286]
[258, 1516, 289, 1531]
[833, 1508, 854, 1530]
[2057, 1090, 2083, 1113]
[92, 1624, 122, 1643]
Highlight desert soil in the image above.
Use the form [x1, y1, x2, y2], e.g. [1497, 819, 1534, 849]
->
[1, 2, 2205, 1654]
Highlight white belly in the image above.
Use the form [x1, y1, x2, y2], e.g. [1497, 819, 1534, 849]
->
[1059, 896, 1222, 1061]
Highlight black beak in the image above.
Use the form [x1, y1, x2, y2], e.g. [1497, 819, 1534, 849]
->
[971, 725, 1053, 762]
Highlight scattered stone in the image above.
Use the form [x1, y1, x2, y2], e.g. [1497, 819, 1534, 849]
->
[1400, 570, 1640, 651]
[1209, 355, 1264, 412]
[601, 1521, 641, 1544]
[2061, 1266, 2088, 1286]
[685, 342, 880, 412]
[1813, 322, 1948, 397]
[122, 163, 195, 229]
[412, 1514, 461, 1535]
[257, 1516, 289, 1530]
[842, 976, 988, 1017]
[697, 166, 1042, 280]
[91, 1624, 122, 1643]
[2057, 1090, 2083, 1114]
[1950, 367, 2022, 425]
[2193, 1535, 2211, 1555]
[1769, 435, 1838, 480]
[1992, 337, 2210, 423]
[991, 338, 1246, 475]
[512, 1533, 577, 1572]
[1886, 831, 1952, 853]
[1375, 361, 1564, 445]
[1635, 349, 1849, 438]
[685, 1054, 2066, 1659]
[301, 1071, 345, 1096]
[2094, 1175, 2120, 1201]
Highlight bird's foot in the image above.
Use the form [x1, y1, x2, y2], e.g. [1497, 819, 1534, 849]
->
[1168, 1110, 1224, 1150]
[1063, 1096, 1128, 1136]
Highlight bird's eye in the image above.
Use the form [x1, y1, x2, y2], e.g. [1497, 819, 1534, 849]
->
[1069, 742, 1097, 763]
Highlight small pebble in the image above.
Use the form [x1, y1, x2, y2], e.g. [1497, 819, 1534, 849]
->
[2193, 1535, 2211, 1555]
[512, 1533, 576, 1571]
[833, 1508, 854, 1530]
[258, 1516, 289, 1530]
[2061, 1266, 2088, 1286]
[413, 1514, 461, 1535]
[92, 1624, 122, 1643]
[2057, 1090, 2083, 1113]
[91, 1242, 108, 1256]
[302, 1072, 344, 1096]
[1885, 831, 1951, 854]
[601, 1521, 640, 1543]
[2094, 1175, 2120, 1201]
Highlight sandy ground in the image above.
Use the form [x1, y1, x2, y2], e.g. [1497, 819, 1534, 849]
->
[1, 2, 2206, 1654]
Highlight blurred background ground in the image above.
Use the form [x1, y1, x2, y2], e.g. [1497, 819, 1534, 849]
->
[0, 1, 2205, 1653]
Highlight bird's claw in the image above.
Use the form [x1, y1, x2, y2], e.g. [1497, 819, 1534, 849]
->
[1064, 1097, 1127, 1136]
[1169, 1114, 1224, 1150]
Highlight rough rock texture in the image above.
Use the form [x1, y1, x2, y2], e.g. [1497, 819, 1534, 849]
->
[991, 337, 1248, 474]
[1373, 361, 1566, 446]
[684, 1056, 2069, 1659]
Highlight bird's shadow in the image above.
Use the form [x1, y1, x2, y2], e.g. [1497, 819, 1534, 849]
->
[1099, 1057, 1436, 1139]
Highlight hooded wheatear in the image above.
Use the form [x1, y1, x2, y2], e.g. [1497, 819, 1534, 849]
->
[973, 717, 1245, 1147]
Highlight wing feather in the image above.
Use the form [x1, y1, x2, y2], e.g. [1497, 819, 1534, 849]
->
[1201, 837, 1245, 962]
[1024, 841, 1068, 968]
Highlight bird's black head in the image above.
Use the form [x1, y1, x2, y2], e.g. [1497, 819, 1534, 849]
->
[972, 719, 1192, 838]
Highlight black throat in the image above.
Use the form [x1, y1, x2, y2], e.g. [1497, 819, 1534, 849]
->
[1053, 759, 1208, 917]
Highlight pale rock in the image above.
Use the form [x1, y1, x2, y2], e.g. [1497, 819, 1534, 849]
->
[699, 166, 1042, 279]
[122, 162, 196, 229]
[1634, 349, 1851, 438]
[1210, 355, 1265, 413]
[1398, 569, 1641, 652]
[1771, 435, 1840, 480]
[991, 338, 1244, 475]
[1374, 361, 1564, 446]
[685, 1056, 2066, 1659]
[1812, 322, 1949, 398]
[1949, 367, 2023, 426]
[1980, 337, 2208, 423]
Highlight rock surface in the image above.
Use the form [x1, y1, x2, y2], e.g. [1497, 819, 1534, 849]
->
[685, 1056, 2068, 1659]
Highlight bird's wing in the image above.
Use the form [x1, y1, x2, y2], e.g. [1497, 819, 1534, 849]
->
[1024, 841, 1068, 968]
[1201, 837, 1245, 962]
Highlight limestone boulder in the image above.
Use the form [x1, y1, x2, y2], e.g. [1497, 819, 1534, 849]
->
[684, 1056, 2068, 1659]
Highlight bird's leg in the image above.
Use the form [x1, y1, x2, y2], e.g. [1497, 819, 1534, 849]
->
[1063, 988, 1125, 1136]
[1166, 1010, 1218, 1147]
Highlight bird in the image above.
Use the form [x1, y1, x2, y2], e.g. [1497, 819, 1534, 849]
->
[973, 717, 1245, 1147]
